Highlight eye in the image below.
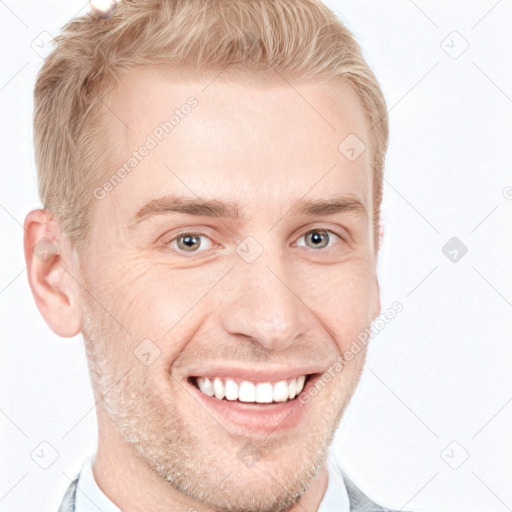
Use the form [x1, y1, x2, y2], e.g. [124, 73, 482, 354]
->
[165, 232, 216, 254]
[295, 228, 342, 250]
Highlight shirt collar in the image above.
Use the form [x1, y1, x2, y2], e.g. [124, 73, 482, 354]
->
[75, 455, 120, 512]
[75, 449, 349, 512]
[318, 450, 351, 512]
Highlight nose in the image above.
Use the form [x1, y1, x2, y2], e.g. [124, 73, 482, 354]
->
[219, 250, 310, 352]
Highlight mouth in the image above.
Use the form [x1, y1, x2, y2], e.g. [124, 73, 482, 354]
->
[185, 372, 323, 435]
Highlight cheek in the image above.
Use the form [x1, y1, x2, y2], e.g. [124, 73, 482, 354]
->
[90, 255, 230, 361]
[302, 260, 377, 352]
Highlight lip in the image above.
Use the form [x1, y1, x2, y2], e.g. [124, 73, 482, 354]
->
[185, 372, 323, 436]
[185, 364, 326, 383]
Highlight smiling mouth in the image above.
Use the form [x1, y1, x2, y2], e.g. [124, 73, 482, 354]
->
[184, 372, 324, 434]
[187, 374, 315, 404]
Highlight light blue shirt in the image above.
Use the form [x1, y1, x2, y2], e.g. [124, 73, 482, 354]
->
[74, 450, 350, 512]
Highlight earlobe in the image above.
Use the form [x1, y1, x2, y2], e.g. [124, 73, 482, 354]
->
[23, 209, 83, 338]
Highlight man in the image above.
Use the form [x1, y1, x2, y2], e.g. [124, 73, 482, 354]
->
[24, 0, 402, 510]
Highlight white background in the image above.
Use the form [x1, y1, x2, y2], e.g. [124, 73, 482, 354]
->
[1, 1, 511, 511]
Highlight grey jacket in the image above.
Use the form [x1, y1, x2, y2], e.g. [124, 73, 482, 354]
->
[58, 463, 402, 512]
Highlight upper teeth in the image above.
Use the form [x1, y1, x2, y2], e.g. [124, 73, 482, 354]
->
[195, 375, 307, 403]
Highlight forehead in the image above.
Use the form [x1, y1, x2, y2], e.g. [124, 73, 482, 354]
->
[100, 66, 372, 222]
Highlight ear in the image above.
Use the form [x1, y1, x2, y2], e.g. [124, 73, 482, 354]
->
[372, 222, 383, 321]
[372, 276, 381, 321]
[23, 209, 83, 337]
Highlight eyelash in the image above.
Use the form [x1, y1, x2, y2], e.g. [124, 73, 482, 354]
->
[162, 228, 345, 255]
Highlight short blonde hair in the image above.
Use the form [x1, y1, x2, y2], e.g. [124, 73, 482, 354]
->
[33, 0, 389, 253]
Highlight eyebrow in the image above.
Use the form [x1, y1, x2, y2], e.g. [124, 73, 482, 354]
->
[129, 193, 367, 228]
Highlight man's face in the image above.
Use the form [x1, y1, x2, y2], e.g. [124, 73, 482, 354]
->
[78, 68, 380, 512]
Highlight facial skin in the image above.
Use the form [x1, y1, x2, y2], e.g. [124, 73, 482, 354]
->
[24, 67, 381, 512]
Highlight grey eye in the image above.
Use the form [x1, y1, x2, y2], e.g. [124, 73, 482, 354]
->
[174, 233, 207, 252]
[303, 229, 330, 249]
